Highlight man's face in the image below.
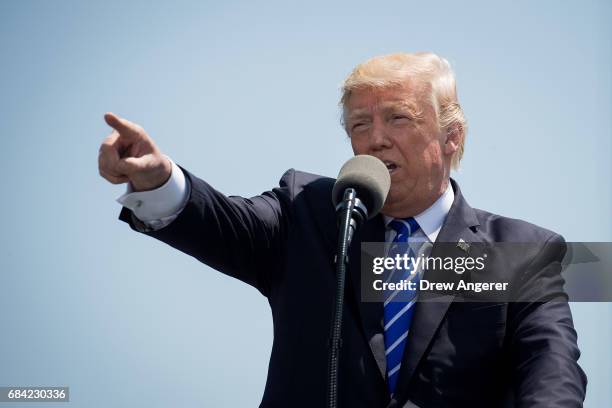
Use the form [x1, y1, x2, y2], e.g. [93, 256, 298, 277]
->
[345, 81, 452, 217]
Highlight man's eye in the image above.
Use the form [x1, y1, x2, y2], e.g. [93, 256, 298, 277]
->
[352, 123, 366, 131]
[391, 115, 410, 122]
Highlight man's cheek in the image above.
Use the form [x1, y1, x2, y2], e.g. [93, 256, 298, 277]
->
[386, 185, 401, 200]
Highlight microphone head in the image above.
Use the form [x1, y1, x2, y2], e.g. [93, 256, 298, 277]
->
[332, 155, 391, 219]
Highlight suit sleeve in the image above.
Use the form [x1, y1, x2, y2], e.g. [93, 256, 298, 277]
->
[508, 234, 588, 407]
[118, 167, 295, 297]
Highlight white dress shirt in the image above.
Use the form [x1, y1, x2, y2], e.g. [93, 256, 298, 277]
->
[116, 158, 190, 230]
[381, 183, 454, 296]
[383, 182, 454, 244]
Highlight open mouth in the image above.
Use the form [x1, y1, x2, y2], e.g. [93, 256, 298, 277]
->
[383, 160, 398, 174]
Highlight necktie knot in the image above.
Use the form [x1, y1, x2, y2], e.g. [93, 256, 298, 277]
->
[388, 217, 420, 241]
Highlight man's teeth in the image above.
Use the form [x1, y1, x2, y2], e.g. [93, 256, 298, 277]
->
[384, 161, 397, 171]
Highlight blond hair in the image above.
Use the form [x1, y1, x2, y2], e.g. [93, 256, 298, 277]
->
[341, 52, 467, 169]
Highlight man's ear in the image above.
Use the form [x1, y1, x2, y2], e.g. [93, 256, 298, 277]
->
[444, 123, 463, 155]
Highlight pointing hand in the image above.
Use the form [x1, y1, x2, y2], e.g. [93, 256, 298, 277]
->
[98, 112, 172, 191]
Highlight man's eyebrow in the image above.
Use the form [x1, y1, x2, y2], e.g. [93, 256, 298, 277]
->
[345, 109, 372, 121]
[345, 100, 425, 122]
[380, 101, 424, 119]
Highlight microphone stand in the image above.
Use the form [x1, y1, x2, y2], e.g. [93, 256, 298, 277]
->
[327, 188, 368, 408]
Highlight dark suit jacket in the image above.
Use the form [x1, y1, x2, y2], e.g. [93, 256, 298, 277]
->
[120, 168, 587, 407]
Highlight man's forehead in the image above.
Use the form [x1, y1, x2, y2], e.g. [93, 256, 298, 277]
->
[346, 87, 423, 115]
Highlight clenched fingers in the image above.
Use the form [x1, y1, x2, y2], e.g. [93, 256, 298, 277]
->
[98, 131, 124, 177]
[99, 168, 129, 184]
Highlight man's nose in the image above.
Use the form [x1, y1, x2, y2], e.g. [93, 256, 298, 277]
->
[370, 123, 392, 150]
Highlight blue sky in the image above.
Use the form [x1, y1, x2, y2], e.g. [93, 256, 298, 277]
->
[1, 0, 610, 406]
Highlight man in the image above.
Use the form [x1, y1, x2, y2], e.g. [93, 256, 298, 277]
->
[99, 52, 587, 407]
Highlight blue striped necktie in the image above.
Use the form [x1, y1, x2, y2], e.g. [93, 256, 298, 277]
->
[384, 217, 421, 395]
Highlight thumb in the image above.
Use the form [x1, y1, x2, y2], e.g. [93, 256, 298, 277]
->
[115, 156, 144, 176]
[104, 112, 140, 137]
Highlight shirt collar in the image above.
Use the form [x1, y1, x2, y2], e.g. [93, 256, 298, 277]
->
[383, 181, 454, 243]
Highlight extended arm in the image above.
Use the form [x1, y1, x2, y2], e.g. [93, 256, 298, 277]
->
[119, 167, 293, 296]
[98, 112, 293, 297]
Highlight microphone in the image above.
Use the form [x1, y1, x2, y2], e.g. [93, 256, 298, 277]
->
[327, 155, 390, 408]
[331, 155, 391, 244]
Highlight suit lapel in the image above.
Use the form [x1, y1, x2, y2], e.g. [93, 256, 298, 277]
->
[303, 179, 388, 380]
[392, 179, 482, 402]
[348, 216, 387, 380]
[302, 176, 483, 399]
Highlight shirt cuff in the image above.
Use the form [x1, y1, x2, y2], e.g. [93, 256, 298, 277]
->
[116, 158, 190, 229]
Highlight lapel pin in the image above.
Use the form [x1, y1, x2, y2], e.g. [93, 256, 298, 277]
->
[457, 238, 470, 253]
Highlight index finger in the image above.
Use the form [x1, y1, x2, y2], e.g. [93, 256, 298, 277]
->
[104, 112, 141, 139]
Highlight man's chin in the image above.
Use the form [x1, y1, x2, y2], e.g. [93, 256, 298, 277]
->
[380, 199, 399, 217]
[380, 194, 420, 218]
